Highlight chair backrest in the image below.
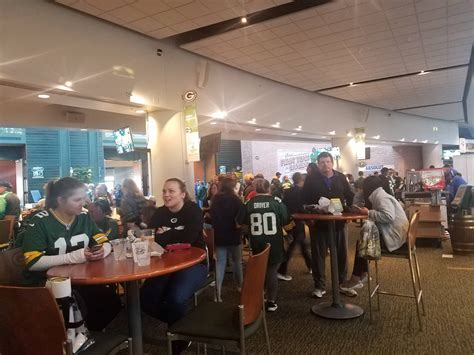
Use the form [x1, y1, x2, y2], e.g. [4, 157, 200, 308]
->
[407, 211, 421, 249]
[240, 244, 270, 326]
[0, 286, 67, 355]
[0, 247, 25, 286]
[0, 219, 13, 245]
[202, 228, 215, 260]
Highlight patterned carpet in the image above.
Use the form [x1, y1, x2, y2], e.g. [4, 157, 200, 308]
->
[113, 223, 474, 354]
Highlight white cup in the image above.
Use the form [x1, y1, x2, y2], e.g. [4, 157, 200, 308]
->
[132, 241, 150, 266]
[110, 239, 126, 261]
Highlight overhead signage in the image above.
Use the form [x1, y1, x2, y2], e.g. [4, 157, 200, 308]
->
[32, 167, 44, 179]
[183, 92, 200, 162]
[459, 138, 474, 153]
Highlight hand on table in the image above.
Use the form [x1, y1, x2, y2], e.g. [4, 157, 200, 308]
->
[85, 246, 105, 261]
[352, 206, 369, 215]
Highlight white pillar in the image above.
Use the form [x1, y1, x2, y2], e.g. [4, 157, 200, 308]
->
[147, 110, 195, 199]
[422, 144, 443, 169]
[331, 137, 358, 176]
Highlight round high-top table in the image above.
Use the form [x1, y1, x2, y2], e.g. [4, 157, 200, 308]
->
[47, 247, 206, 355]
[293, 212, 367, 320]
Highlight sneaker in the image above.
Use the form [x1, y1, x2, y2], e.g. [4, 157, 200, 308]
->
[312, 289, 326, 298]
[339, 286, 358, 297]
[266, 301, 278, 312]
[341, 279, 364, 290]
[277, 273, 292, 281]
[308, 268, 313, 274]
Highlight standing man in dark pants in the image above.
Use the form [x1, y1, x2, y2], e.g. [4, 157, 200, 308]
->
[302, 152, 355, 298]
[277, 172, 312, 280]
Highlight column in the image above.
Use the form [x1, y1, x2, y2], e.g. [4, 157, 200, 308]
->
[422, 144, 443, 169]
[331, 137, 358, 176]
[147, 110, 195, 199]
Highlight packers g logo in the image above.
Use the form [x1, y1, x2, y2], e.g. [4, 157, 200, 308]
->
[182, 90, 197, 103]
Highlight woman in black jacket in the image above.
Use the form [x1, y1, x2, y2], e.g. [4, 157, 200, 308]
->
[210, 177, 243, 302]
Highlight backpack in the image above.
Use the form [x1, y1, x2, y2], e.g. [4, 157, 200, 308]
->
[0, 192, 11, 220]
[358, 220, 381, 260]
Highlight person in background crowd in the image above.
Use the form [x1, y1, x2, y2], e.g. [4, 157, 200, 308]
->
[302, 152, 355, 298]
[113, 184, 123, 208]
[196, 181, 208, 209]
[342, 176, 409, 294]
[443, 164, 458, 186]
[142, 178, 207, 354]
[0, 180, 20, 222]
[243, 173, 255, 200]
[202, 182, 218, 229]
[86, 183, 95, 202]
[346, 173, 356, 194]
[429, 165, 435, 169]
[278, 172, 312, 280]
[140, 205, 157, 229]
[373, 171, 379, 177]
[255, 173, 264, 179]
[20, 177, 120, 330]
[275, 171, 282, 181]
[447, 172, 467, 201]
[306, 162, 318, 176]
[270, 177, 283, 199]
[210, 177, 243, 302]
[88, 198, 119, 240]
[95, 183, 113, 206]
[393, 171, 404, 200]
[120, 178, 146, 230]
[145, 195, 157, 207]
[354, 171, 365, 191]
[281, 175, 292, 191]
[238, 178, 289, 312]
[379, 167, 394, 196]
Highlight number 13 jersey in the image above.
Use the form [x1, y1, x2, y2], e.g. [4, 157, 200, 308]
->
[239, 195, 289, 265]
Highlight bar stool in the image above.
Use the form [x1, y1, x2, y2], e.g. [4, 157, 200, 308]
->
[367, 211, 425, 330]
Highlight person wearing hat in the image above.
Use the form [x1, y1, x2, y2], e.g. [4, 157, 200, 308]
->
[0, 180, 20, 222]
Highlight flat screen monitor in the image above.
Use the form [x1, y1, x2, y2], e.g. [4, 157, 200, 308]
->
[30, 190, 41, 203]
[200, 133, 221, 156]
[315, 146, 341, 159]
[113, 127, 135, 154]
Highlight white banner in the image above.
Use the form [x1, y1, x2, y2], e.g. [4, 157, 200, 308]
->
[277, 150, 311, 176]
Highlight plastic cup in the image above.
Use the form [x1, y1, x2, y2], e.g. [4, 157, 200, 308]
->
[110, 239, 126, 261]
[140, 229, 155, 248]
[132, 241, 150, 266]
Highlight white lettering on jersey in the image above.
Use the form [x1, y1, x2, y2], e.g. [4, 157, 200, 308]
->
[35, 211, 49, 218]
[249, 212, 277, 236]
[171, 218, 178, 223]
[53, 234, 89, 254]
[253, 202, 270, 209]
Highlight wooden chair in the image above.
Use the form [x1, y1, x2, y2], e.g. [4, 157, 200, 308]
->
[193, 228, 217, 305]
[0, 285, 132, 355]
[168, 244, 271, 355]
[0, 219, 14, 250]
[0, 247, 24, 286]
[367, 211, 425, 330]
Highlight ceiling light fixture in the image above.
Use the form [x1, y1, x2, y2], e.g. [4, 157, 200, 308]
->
[422, 140, 428, 143]
[135, 109, 146, 114]
[241, 16, 247, 24]
[65, 81, 73, 87]
[210, 122, 217, 125]
[346, 131, 352, 137]
[271, 122, 280, 128]
[434, 140, 439, 144]
[255, 128, 262, 131]
[329, 130, 336, 135]
[417, 70, 430, 75]
[291, 132, 297, 136]
[400, 138, 405, 142]
[295, 125, 302, 131]
[349, 82, 356, 87]
[38, 94, 50, 99]
[373, 135, 380, 140]
[247, 118, 257, 124]
[413, 139, 418, 143]
[211, 111, 227, 119]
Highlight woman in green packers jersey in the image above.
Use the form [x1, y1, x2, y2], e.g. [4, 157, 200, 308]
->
[21, 177, 120, 330]
[238, 178, 289, 313]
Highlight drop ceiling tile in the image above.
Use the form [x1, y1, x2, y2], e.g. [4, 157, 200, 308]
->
[249, 51, 275, 61]
[281, 32, 310, 45]
[361, 21, 391, 35]
[247, 29, 277, 43]
[316, 0, 347, 15]
[130, 0, 170, 14]
[238, 43, 266, 55]
[280, 52, 304, 62]
[84, 0, 128, 12]
[321, 7, 354, 24]
[148, 26, 178, 38]
[448, 36, 474, 47]
[69, 1, 103, 15]
[392, 24, 420, 36]
[226, 36, 255, 49]
[385, 4, 416, 19]
[448, 29, 474, 40]
[260, 38, 287, 50]
[127, 16, 165, 32]
[153, 9, 187, 26]
[269, 45, 295, 56]
[448, 20, 474, 33]
[304, 26, 334, 39]
[289, 8, 319, 21]
[270, 23, 301, 37]
[211, 41, 235, 52]
[170, 20, 198, 33]
[285, 57, 311, 67]
[108, 5, 146, 22]
[175, 1, 211, 19]
[448, 12, 474, 25]
[193, 13, 224, 27]
[415, 0, 447, 13]
[388, 14, 417, 28]
[56, 0, 77, 4]
[219, 49, 244, 60]
[231, 56, 254, 66]
[99, 12, 127, 24]
[448, 1, 474, 15]
[260, 57, 283, 66]
[263, 16, 293, 29]
[419, 17, 448, 31]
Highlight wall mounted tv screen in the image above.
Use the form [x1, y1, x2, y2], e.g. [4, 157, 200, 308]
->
[113, 127, 135, 154]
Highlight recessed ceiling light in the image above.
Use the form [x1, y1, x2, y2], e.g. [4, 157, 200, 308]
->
[413, 139, 418, 143]
[422, 140, 428, 143]
[418, 70, 430, 75]
[291, 132, 297, 136]
[329, 130, 335, 135]
[400, 138, 405, 142]
[434, 140, 439, 144]
[38, 94, 50, 99]
[433, 126, 438, 131]
[347, 131, 352, 137]
[210, 122, 217, 125]
[211, 111, 227, 119]
[65, 81, 73, 87]
[321, 136, 327, 139]
[295, 125, 302, 131]
[80, 129, 88, 132]
[271, 122, 280, 128]
[349, 82, 356, 87]
[135, 109, 145, 114]
[241, 16, 247, 24]
[247, 118, 257, 124]
[129, 94, 145, 104]
[373, 135, 380, 140]
[255, 128, 262, 131]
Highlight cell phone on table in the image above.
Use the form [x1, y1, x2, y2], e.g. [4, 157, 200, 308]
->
[90, 244, 103, 252]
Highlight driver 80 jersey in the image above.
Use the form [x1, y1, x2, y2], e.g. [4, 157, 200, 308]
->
[239, 195, 289, 265]
[22, 210, 107, 285]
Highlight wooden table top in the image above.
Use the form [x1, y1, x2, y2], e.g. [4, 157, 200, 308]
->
[47, 247, 206, 285]
[292, 212, 368, 221]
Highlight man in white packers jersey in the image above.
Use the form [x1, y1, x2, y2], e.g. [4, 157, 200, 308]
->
[20, 177, 120, 330]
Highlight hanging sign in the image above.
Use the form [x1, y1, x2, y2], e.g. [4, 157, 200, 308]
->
[32, 167, 44, 179]
[183, 90, 200, 162]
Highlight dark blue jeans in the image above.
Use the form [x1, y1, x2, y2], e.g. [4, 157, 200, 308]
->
[140, 263, 207, 325]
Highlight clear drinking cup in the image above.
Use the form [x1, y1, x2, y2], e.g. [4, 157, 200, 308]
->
[140, 229, 155, 248]
[132, 241, 150, 266]
[110, 239, 126, 261]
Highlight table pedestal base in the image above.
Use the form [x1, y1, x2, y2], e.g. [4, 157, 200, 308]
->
[311, 302, 364, 319]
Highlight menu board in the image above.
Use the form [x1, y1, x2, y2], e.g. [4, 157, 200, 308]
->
[420, 169, 445, 190]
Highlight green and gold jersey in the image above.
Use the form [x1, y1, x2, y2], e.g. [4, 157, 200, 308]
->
[238, 194, 289, 265]
[22, 209, 108, 285]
